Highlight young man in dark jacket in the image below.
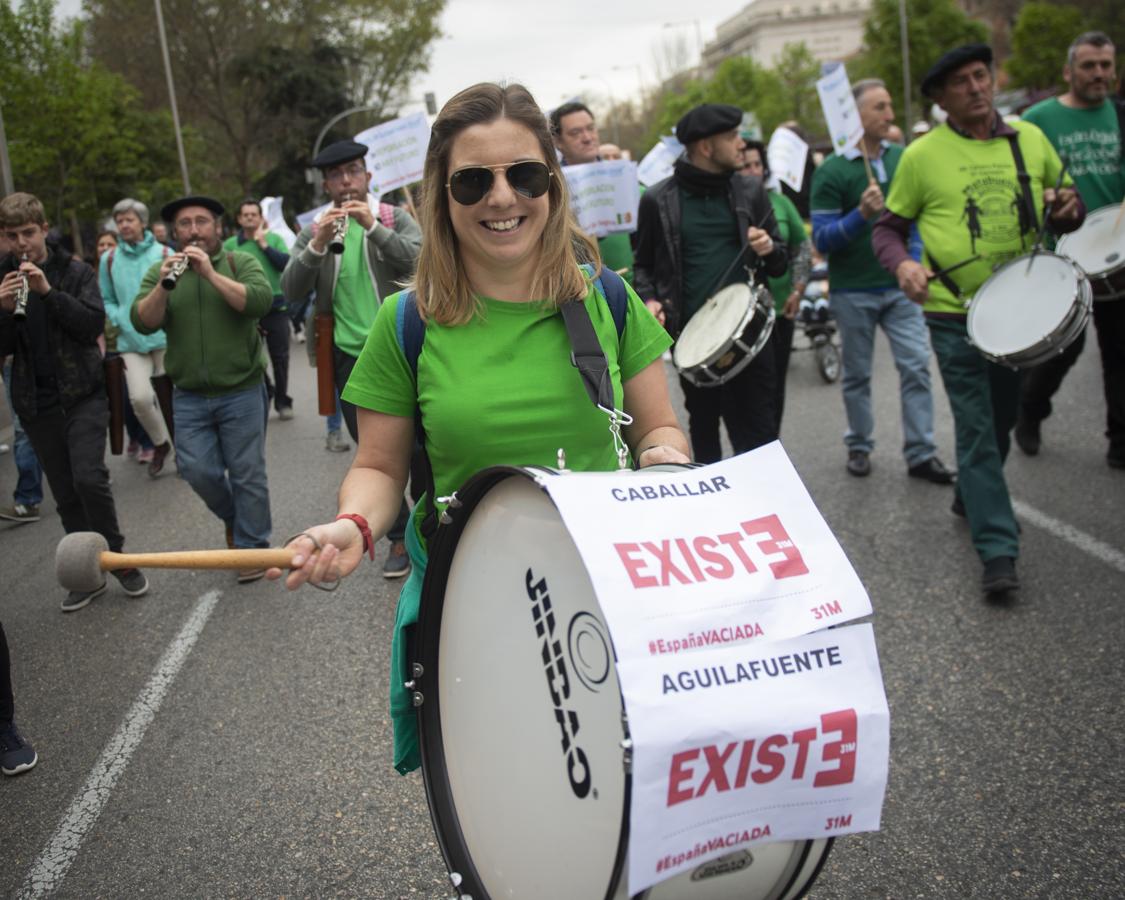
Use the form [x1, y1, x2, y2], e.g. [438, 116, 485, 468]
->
[634, 104, 788, 462]
[0, 192, 147, 611]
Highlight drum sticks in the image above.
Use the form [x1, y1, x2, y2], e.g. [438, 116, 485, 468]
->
[1028, 159, 1071, 273]
[927, 255, 981, 283]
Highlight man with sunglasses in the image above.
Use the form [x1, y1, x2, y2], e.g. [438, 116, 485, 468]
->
[281, 139, 422, 578]
[133, 195, 275, 584]
[550, 101, 636, 283]
[634, 103, 788, 464]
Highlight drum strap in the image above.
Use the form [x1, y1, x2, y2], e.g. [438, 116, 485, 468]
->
[560, 300, 615, 411]
[1005, 133, 1038, 242]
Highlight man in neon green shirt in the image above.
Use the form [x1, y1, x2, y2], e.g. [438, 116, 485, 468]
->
[872, 44, 1084, 596]
[1016, 31, 1125, 468]
[224, 199, 293, 420]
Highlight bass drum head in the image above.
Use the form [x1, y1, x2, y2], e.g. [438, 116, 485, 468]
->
[674, 283, 753, 369]
[418, 470, 628, 900]
[1056, 204, 1124, 281]
[968, 253, 1080, 359]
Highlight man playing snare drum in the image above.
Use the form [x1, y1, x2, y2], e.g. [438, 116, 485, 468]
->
[1016, 31, 1125, 469]
[634, 104, 788, 463]
[872, 44, 1084, 596]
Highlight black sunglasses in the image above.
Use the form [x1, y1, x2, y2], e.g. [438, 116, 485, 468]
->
[446, 161, 552, 206]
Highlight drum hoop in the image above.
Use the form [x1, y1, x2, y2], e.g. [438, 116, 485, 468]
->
[415, 465, 632, 900]
[778, 837, 835, 900]
[674, 283, 761, 370]
[676, 289, 775, 386]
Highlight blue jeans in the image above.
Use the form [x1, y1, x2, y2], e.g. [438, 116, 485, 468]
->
[832, 288, 936, 466]
[2, 361, 43, 506]
[173, 383, 271, 548]
[325, 390, 343, 434]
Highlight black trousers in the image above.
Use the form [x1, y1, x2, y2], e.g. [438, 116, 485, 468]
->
[679, 339, 778, 464]
[23, 392, 124, 553]
[333, 346, 419, 543]
[1020, 300, 1125, 454]
[259, 309, 292, 412]
[1, 621, 13, 724]
[770, 316, 796, 435]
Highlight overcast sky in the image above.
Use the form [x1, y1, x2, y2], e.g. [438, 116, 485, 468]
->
[54, 0, 743, 118]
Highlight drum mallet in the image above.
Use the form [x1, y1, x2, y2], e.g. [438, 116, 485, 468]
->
[55, 532, 297, 593]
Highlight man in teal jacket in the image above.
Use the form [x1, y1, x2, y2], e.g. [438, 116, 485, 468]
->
[132, 195, 275, 582]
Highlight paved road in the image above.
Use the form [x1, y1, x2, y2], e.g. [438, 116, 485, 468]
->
[2, 326, 1122, 899]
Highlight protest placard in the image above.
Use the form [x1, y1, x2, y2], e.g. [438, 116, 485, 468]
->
[816, 63, 864, 153]
[766, 128, 810, 193]
[637, 136, 682, 187]
[562, 160, 641, 236]
[621, 623, 890, 894]
[540, 442, 871, 661]
[353, 111, 430, 197]
[260, 196, 298, 249]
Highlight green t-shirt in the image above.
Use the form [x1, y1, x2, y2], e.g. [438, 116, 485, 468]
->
[809, 144, 904, 291]
[222, 231, 288, 301]
[680, 189, 742, 323]
[598, 232, 635, 285]
[767, 191, 807, 311]
[885, 121, 1070, 315]
[341, 277, 672, 517]
[333, 219, 381, 357]
[1022, 97, 1124, 212]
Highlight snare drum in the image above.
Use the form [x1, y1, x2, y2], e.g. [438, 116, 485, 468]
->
[967, 251, 1092, 369]
[413, 465, 832, 900]
[673, 283, 775, 388]
[1055, 204, 1125, 300]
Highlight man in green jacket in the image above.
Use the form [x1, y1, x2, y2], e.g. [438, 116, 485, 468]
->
[132, 195, 275, 582]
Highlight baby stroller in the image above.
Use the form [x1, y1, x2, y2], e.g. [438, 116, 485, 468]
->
[796, 263, 840, 383]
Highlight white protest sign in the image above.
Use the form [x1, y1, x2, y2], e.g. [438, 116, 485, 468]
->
[637, 135, 682, 187]
[296, 201, 330, 231]
[540, 442, 871, 662]
[621, 623, 890, 894]
[562, 160, 641, 237]
[354, 111, 430, 198]
[260, 196, 298, 249]
[816, 63, 864, 153]
[767, 128, 809, 193]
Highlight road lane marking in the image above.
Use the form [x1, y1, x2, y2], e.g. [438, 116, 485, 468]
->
[18, 591, 222, 900]
[1013, 499, 1125, 575]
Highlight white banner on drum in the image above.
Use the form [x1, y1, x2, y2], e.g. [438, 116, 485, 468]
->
[621, 623, 890, 895]
[353, 111, 430, 197]
[562, 160, 641, 237]
[540, 442, 872, 660]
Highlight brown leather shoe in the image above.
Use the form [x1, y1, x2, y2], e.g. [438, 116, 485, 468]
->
[148, 442, 173, 477]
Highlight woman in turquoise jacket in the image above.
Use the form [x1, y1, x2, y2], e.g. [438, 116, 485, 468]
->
[99, 199, 174, 475]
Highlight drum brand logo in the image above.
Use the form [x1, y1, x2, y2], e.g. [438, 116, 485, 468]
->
[527, 568, 593, 799]
[690, 850, 754, 881]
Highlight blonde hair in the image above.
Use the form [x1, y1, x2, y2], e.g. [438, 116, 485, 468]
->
[412, 82, 599, 325]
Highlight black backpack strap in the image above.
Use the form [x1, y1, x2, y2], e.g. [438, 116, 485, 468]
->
[394, 290, 440, 541]
[560, 299, 615, 412]
[1005, 133, 1038, 241]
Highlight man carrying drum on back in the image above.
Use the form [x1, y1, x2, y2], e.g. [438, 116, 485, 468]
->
[634, 104, 788, 463]
[1016, 31, 1125, 469]
[872, 44, 1084, 596]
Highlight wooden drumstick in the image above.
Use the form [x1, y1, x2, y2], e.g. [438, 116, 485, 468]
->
[56, 532, 296, 593]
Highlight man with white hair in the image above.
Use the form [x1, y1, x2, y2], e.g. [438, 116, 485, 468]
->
[100, 197, 174, 475]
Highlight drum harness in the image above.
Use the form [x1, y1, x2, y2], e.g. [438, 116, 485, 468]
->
[924, 134, 1054, 303]
[395, 265, 633, 541]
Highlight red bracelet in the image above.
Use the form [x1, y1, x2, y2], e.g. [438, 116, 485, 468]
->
[336, 513, 375, 561]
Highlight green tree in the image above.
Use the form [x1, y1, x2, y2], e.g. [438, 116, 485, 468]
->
[1007, 3, 1089, 90]
[0, 0, 183, 248]
[772, 43, 823, 136]
[852, 0, 989, 124]
[1044, 0, 1124, 55]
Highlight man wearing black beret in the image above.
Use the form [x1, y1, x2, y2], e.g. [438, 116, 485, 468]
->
[634, 103, 788, 462]
[872, 44, 1085, 596]
[133, 195, 275, 583]
[281, 139, 422, 578]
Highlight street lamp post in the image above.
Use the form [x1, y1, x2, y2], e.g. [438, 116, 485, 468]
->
[154, 0, 190, 193]
[580, 74, 620, 146]
[898, 0, 914, 139]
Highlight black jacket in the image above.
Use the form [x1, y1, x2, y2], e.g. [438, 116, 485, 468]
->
[633, 171, 788, 335]
[0, 245, 105, 419]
